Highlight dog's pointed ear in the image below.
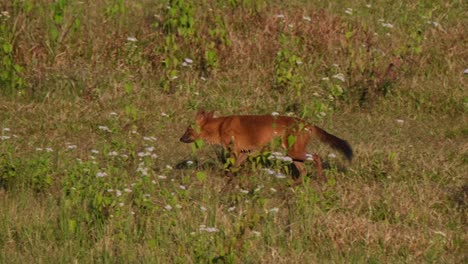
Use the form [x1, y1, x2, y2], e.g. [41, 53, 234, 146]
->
[195, 108, 207, 125]
[196, 108, 205, 117]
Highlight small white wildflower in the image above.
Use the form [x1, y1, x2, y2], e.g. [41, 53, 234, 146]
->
[108, 151, 118, 156]
[276, 14, 285, 19]
[137, 166, 149, 176]
[184, 58, 193, 64]
[332, 63, 339, 68]
[255, 185, 264, 192]
[109, 112, 118, 116]
[200, 77, 207, 81]
[46, 147, 53, 152]
[96, 172, 107, 178]
[270, 187, 277, 193]
[116, 189, 122, 197]
[269, 207, 279, 213]
[295, 60, 303, 65]
[264, 168, 275, 175]
[1, 11, 10, 18]
[3, 128, 10, 131]
[281, 156, 293, 163]
[137, 152, 150, 157]
[151, 180, 157, 184]
[164, 205, 172, 211]
[288, 24, 294, 28]
[118, 202, 124, 207]
[227, 206, 236, 212]
[175, 204, 182, 209]
[166, 165, 173, 170]
[121, 154, 129, 159]
[345, 8, 353, 15]
[91, 149, 99, 154]
[199, 226, 219, 233]
[328, 153, 337, 159]
[366, 4, 372, 8]
[1, 136, 10, 140]
[179, 185, 186, 190]
[200, 206, 207, 212]
[252, 231, 261, 237]
[396, 119, 404, 124]
[332, 73, 346, 82]
[321, 77, 330, 81]
[98, 125, 111, 132]
[124, 188, 132, 193]
[161, 112, 169, 117]
[107, 189, 114, 192]
[127, 36, 137, 42]
[240, 189, 249, 194]
[158, 175, 167, 179]
[302, 16, 311, 22]
[145, 146, 155, 152]
[143, 136, 157, 142]
[427, 20, 438, 27]
[206, 227, 219, 233]
[382, 23, 394, 28]
[144, 193, 151, 198]
[151, 154, 158, 159]
[131, 211, 135, 215]
[67, 145, 77, 150]
[271, 111, 280, 116]
[275, 172, 287, 179]
[171, 75, 178, 80]
[36, 147, 43, 151]
[186, 160, 194, 165]
[319, 112, 326, 117]
[463, 69, 468, 74]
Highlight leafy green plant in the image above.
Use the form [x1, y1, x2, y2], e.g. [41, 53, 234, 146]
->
[0, 11, 26, 96]
[0, 151, 18, 189]
[61, 161, 114, 233]
[105, 0, 126, 20]
[0, 154, 53, 193]
[273, 35, 303, 94]
[28, 155, 53, 192]
[163, 0, 195, 37]
[159, 35, 180, 92]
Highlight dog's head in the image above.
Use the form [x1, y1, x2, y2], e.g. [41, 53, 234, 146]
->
[179, 109, 214, 143]
[179, 126, 198, 143]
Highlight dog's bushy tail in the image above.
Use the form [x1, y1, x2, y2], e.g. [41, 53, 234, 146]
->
[310, 126, 353, 161]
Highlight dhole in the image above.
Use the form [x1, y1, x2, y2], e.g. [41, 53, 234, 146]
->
[180, 109, 353, 185]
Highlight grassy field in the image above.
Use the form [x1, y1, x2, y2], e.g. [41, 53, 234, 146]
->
[0, 0, 466, 263]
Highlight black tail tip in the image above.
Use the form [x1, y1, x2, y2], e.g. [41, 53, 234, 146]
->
[343, 141, 353, 161]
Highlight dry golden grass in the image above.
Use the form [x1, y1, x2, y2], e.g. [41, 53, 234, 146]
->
[0, 0, 466, 263]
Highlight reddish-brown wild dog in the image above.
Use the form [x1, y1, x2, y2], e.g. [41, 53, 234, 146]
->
[180, 109, 353, 185]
